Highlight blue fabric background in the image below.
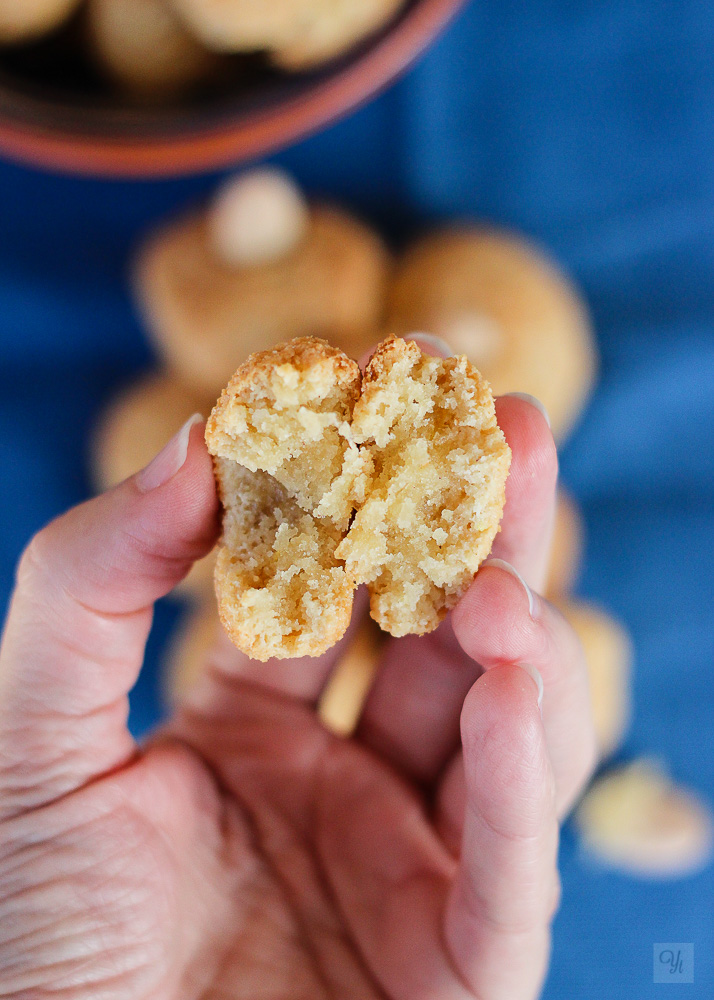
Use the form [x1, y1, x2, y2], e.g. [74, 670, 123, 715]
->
[0, 1, 712, 996]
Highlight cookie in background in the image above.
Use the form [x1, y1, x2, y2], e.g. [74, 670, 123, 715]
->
[545, 490, 585, 599]
[0, 0, 81, 45]
[387, 228, 597, 441]
[86, 0, 222, 102]
[172, 0, 407, 69]
[134, 167, 389, 394]
[91, 372, 216, 597]
[576, 760, 714, 878]
[162, 599, 221, 706]
[556, 599, 632, 760]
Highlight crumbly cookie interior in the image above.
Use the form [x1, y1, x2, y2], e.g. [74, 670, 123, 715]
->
[214, 459, 354, 661]
[207, 335, 510, 659]
[336, 338, 511, 635]
[206, 338, 366, 660]
[206, 338, 369, 529]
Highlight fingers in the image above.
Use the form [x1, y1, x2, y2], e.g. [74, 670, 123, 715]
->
[0, 419, 218, 820]
[452, 564, 598, 816]
[444, 665, 559, 1000]
[354, 396, 559, 784]
[491, 395, 558, 592]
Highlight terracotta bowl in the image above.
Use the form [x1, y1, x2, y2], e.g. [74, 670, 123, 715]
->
[0, 0, 466, 178]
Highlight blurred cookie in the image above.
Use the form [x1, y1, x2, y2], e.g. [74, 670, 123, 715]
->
[271, 0, 406, 70]
[576, 760, 713, 878]
[172, 0, 406, 66]
[134, 168, 389, 395]
[545, 490, 584, 599]
[558, 599, 632, 759]
[171, 0, 319, 51]
[92, 372, 216, 596]
[0, 0, 81, 43]
[163, 600, 221, 705]
[317, 616, 383, 737]
[87, 0, 219, 102]
[387, 228, 596, 440]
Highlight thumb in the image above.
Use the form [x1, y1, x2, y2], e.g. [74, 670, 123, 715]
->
[0, 416, 218, 821]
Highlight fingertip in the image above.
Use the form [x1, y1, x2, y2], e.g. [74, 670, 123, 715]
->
[461, 664, 544, 753]
[452, 563, 539, 666]
[460, 664, 554, 831]
[495, 394, 559, 500]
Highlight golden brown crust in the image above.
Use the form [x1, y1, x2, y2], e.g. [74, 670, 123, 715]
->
[134, 204, 389, 394]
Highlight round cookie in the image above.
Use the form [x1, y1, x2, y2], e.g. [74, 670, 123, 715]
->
[0, 0, 81, 44]
[170, 0, 321, 51]
[87, 0, 219, 102]
[92, 372, 216, 596]
[134, 171, 389, 396]
[557, 599, 632, 759]
[576, 761, 713, 878]
[271, 0, 407, 71]
[545, 490, 584, 599]
[387, 228, 596, 440]
[171, 0, 405, 65]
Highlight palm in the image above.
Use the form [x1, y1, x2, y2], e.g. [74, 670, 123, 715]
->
[35, 675, 458, 1000]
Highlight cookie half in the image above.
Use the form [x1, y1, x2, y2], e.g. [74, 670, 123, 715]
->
[337, 336, 511, 635]
[206, 338, 368, 661]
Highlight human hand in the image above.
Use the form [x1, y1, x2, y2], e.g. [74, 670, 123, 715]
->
[0, 379, 596, 998]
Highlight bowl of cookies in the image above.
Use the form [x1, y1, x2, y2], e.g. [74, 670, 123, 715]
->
[0, 0, 466, 177]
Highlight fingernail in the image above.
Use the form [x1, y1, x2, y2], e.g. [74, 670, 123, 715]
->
[406, 332, 454, 358]
[517, 662, 544, 715]
[503, 392, 551, 428]
[135, 414, 204, 493]
[484, 557, 538, 619]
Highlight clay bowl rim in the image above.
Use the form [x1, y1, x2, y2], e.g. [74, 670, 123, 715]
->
[0, 0, 467, 179]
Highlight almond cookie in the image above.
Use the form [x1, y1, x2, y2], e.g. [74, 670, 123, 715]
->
[337, 336, 511, 635]
[163, 600, 221, 705]
[92, 373, 216, 596]
[134, 169, 389, 395]
[317, 615, 383, 736]
[387, 228, 596, 440]
[206, 335, 510, 659]
[206, 338, 368, 660]
[0, 0, 81, 44]
[172, 0, 406, 67]
[87, 0, 219, 102]
[271, 0, 406, 71]
[545, 490, 584, 599]
[576, 761, 713, 878]
[557, 599, 632, 758]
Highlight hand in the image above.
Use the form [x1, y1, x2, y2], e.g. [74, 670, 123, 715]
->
[0, 392, 596, 999]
